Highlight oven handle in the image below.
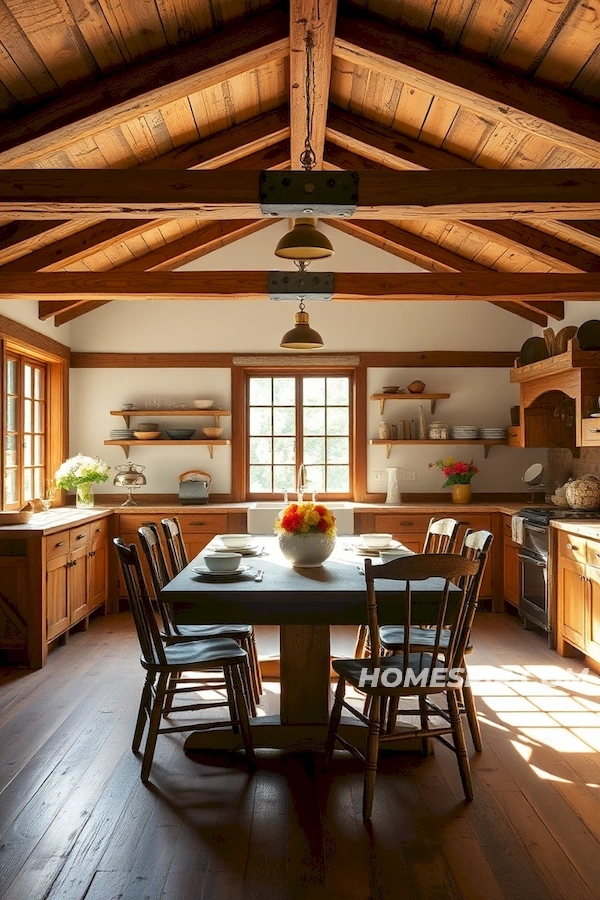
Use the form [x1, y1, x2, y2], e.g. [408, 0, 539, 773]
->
[518, 553, 546, 568]
[524, 523, 547, 534]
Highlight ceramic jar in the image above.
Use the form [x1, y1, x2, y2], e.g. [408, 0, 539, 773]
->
[278, 532, 336, 568]
[565, 477, 600, 510]
[428, 422, 449, 440]
[452, 484, 472, 504]
[378, 420, 391, 440]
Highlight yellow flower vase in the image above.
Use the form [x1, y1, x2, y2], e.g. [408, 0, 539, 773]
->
[452, 483, 472, 504]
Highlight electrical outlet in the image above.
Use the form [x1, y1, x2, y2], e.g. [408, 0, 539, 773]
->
[402, 470, 416, 482]
[374, 471, 385, 482]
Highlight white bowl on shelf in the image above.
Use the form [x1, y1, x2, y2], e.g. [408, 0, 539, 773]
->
[194, 400, 213, 409]
[220, 533, 251, 549]
[360, 533, 393, 550]
[203, 552, 241, 573]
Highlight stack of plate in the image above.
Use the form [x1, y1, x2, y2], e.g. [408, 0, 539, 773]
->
[451, 426, 479, 440]
[478, 427, 507, 440]
[110, 429, 135, 440]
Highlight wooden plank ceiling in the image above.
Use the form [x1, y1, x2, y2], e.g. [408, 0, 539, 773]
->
[0, 0, 599, 325]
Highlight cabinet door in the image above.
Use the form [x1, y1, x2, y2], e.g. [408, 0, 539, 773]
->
[88, 534, 108, 611]
[184, 535, 212, 565]
[587, 565, 600, 661]
[503, 539, 520, 608]
[558, 555, 587, 651]
[46, 553, 69, 641]
[69, 545, 89, 624]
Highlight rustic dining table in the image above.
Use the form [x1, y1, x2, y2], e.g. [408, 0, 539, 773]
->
[160, 536, 458, 753]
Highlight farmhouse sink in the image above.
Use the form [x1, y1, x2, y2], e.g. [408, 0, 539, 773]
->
[247, 501, 354, 535]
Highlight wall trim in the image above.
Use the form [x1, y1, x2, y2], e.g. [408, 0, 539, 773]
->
[0, 315, 70, 361]
[70, 350, 518, 368]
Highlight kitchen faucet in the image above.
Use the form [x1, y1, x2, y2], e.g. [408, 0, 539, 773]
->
[297, 463, 309, 502]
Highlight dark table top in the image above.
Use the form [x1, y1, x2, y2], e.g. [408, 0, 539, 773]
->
[160, 537, 459, 626]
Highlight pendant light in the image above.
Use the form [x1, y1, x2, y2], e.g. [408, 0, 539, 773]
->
[274, 217, 334, 261]
[279, 300, 323, 350]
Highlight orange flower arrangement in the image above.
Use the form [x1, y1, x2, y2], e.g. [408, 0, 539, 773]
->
[274, 502, 337, 538]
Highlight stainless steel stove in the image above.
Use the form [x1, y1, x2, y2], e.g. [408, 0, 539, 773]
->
[517, 507, 600, 641]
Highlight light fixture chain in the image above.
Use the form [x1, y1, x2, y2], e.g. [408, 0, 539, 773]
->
[300, 27, 317, 171]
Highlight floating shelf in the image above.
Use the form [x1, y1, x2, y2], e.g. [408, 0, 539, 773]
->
[104, 439, 231, 459]
[369, 439, 507, 459]
[111, 409, 230, 427]
[370, 393, 451, 414]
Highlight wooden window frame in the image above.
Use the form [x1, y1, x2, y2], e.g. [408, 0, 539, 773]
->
[4, 351, 48, 509]
[0, 325, 69, 511]
[233, 365, 367, 502]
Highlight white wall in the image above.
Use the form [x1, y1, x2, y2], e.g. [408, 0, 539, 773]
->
[61, 222, 544, 495]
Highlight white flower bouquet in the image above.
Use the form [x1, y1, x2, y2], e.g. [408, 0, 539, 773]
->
[54, 454, 111, 490]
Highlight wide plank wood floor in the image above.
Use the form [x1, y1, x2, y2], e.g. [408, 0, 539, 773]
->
[1, 612, 600, 900]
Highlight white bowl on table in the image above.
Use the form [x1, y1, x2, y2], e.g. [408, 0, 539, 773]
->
[360, 533, 393, 550]
[379, 548, 413, 563]
[203, 552, 242, 573]
[220, 533, 252, 549]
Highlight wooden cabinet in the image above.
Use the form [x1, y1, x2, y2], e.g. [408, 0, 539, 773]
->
[558, 555, 587, 651]
[46, 549, 70, 641]
[88, 519, 108, 610]
[44, 521, 106, 641]
[557, 532, 600, 663]
[507, 426, 523, 447]
[502, 514, 520, 608]
[581, 418, 600, 447]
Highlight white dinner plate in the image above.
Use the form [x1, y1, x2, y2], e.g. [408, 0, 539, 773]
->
[355, 539, 402, 555]
[212, 541, 261, 556]
[192, 564, 252, 578]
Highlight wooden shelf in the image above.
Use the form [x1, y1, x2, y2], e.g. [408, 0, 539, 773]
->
[104, 439, 231, 459]
[111, 409, 230, 427]
[370, 393, 451, 414]
[510, 338, 600, 384]
[369, 439, 507, 459]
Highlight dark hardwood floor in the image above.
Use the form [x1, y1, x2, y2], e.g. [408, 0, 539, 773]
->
[1, 612, 600, 900]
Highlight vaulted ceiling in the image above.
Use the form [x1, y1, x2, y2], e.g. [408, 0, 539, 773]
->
[0, 0, 599, 328]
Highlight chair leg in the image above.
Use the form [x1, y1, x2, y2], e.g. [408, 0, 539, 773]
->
[162, 670, 179, 716]
[240, 648, 257, 718]
[354, 625, 368, 658]
[363, 695, 381, 820]
[230, 663, 256, 769]
[448, 690, 473, 802]
[462, 681, 483, 753]
[419, 694, 433, 756]
[323, 677, 345, 771]
[249, 629, 262, 697]
[141, 672, 168, 783]
[132, 671, 153, 752]
[386, 696, 399, 735]
[223, 664, 241, 734]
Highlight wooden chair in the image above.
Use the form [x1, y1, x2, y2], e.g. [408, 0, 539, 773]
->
[422, 516, 461, 554]
[114, 538, 255, 783]
[160, 517, 263, 704]
[323, 552, 480, 819]
[379, 530, 494, 751]
[137, 524, 259, 715]
[353, 517, 461, 659]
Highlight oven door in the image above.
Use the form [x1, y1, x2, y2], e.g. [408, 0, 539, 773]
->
[519, 550, 549, 631]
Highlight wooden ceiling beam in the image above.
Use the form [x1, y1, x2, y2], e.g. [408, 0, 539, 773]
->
[52, 220, 278, 324]
[325, 111, 600, 273]
[334, 10, 600, 162]
[3, 169, 600, 220]
[3, 272, 594, 305]
[290, 0, 337, 170]
[0, 10, 289, 169]
[325, 219, 551, 326]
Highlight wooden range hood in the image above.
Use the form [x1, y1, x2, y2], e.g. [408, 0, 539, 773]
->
[510, 339, 600, 455]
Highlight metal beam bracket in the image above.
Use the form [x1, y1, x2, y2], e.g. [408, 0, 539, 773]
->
[259, 171, 358, 217]
[268, 271, 334, 301]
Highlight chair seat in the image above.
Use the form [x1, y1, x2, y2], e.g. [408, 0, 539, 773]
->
[380, 625, 473, 653]
[143, 637, 247, 671]
[165, 623, 253, 642]
[333, 652, 459, 695]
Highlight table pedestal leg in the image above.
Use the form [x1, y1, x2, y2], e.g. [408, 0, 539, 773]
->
[279, 624, 331, 725]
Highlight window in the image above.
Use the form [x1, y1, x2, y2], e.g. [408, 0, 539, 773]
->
[4, 352, 47, 508]
[247, 373, 352, 497]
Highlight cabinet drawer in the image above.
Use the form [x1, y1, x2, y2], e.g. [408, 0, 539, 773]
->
[586, 539, 600, 569]
[558, 530, 587, 565]
[455, 515, 491, 532]
[70, 524, 90, 551]
[89, 517, 108, 543]
[507, 426, 522, 447]
[582, 418, 600, 447]
[46, 531, 70, 561]
[178, 514, 227, 534]
[374, 514, 431, 534]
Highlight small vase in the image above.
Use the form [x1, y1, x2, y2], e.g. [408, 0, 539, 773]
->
[278, 531, 335, 568]
[76, 483, 94, 509]
[385, 467, 401, 505]
[452, 483, 472, 504]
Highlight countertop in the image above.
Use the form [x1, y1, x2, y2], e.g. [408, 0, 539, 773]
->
[551, 519, 600, 540]
[0, 507, 111, 537]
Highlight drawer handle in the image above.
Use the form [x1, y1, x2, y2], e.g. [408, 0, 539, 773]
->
[94, 526, 102, 533]
[75, 533, 86, 540]
[55, 541, 65, 548]
[142, 522, 156, 527]
[399, 521, 413, 526]
[190, 521, 207, 526]
[567, 543, 579, 551]
[89, 550, 96, 558]
[589, 429, 600, 434]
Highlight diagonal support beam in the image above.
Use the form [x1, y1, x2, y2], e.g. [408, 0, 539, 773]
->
[334, 10, 600, 162]
[0, 10, 288, 169]
[290, 0, 337, 170]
